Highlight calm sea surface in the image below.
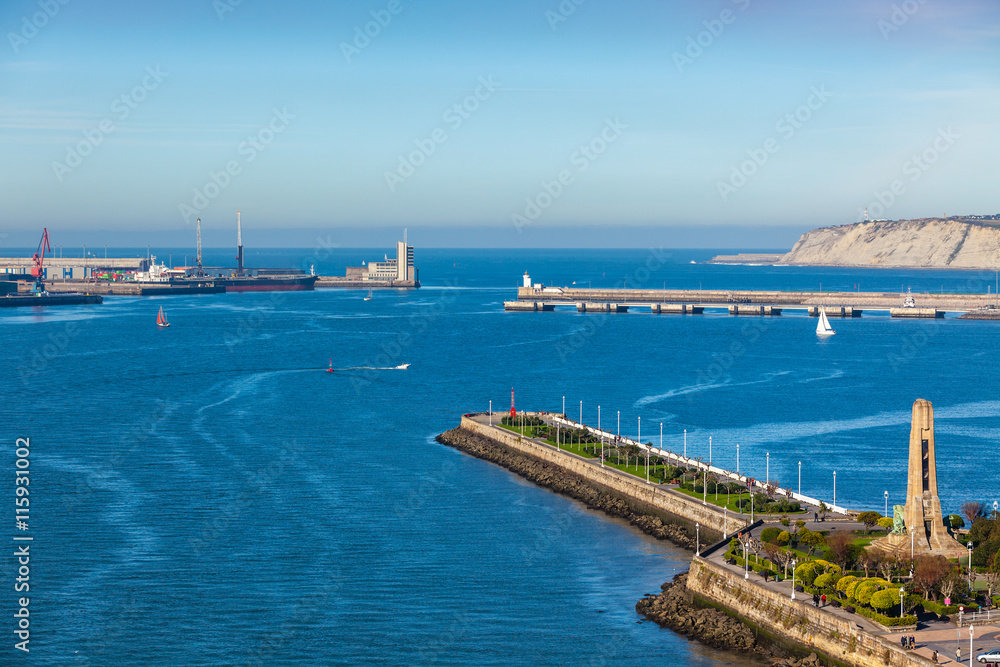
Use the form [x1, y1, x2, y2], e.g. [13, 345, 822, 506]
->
[2, 248, 998, 665]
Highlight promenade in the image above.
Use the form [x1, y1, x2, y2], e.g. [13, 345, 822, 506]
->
[702, 520, 1000, 666]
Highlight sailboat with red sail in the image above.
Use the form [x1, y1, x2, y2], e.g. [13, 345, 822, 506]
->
[156, 306, 170, 328]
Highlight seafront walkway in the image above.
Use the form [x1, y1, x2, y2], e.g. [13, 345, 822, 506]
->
[701, 521, 1000, 665]
[495, 411, 853, 517]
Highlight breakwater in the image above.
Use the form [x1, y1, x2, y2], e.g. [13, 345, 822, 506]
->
[437, 425, 699, 549]
[514, 285, 998, 314]
[455, 414, 749, 538]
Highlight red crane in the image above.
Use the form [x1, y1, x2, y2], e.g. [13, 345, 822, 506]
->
[30, 228, 50, 293]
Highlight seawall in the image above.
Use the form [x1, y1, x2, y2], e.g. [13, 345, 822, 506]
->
[684, 556, 935, 667]
[445, 415, 750, 542]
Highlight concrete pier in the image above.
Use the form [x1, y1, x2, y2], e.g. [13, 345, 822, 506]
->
[889, 308, 943, 318]
[517, 285, 995, 314]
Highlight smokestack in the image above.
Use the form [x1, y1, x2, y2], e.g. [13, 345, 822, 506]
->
[196, 218, 203, 271]
[236, 209, 244, 275]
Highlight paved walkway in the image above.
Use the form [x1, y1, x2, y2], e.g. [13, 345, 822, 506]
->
[703, 521, 1000, 665]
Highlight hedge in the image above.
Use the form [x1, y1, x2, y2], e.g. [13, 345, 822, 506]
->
[853, 605, 917, 627]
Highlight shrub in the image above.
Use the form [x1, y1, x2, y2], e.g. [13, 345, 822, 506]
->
[777, 531, 791, 546]
[836, 575, 859, 593]
[877, 517, 894, 530]
[814, 573, 836, 589]
[795, 562, 818, 586]
[760, 527, 781, 544]
[949, 514, 965, 529]
[870, 588, 901, 611]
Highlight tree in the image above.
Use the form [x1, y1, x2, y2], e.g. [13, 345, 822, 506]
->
[875, 550, 897, 581]
[939, 569, 968, 603]
[858, 548, 882, 578]
[760, 527, 782, 544]
[913, 555, 951, 600]
[877, 517, 894, 530]
[826, 531, 854, 569]
[800, 529, 826, 557]
[870, 588, 900, 612]
[763, 541, 780, 572]
[962, 501, 986, 527]
[985, 548, 1000, 599]
[857, 511, 881, 535]
[949, 514, 965, 530]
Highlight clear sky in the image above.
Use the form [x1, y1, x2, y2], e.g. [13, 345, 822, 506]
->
[1, 0, 997, 246]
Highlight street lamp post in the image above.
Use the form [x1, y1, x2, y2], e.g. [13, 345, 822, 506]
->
[579, 401, 582, 424]
[617, 411, 620, 440]
[743, 538, 749, 579]
[969, 626, 974, 667]
[696, 523, 700, 556]
[791, 559, 797, 600]
[969, 542, 974, 590]
[724, 506, 728, 538]
[751, 492, 754, 523]
[766, 452, 769, 486]
[562, 396, 565, 416]
[798, 461, 802, 496]
[683, 429, 687, 458]
[833, 471, 837, 509]
[489, 400, 492, 426]
[899, 587, 905, 618]
[709, 436, 712, 466]
[884, 490, 889, 517]
[736, 443, 740, 475]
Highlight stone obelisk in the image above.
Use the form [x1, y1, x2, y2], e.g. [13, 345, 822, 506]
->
[903, 399, 962, 553]
[874, 399, 963, 557]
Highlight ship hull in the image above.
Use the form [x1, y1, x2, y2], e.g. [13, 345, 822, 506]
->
[213, 276, 318, 292]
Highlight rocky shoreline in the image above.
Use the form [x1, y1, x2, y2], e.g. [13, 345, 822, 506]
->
[436, 427, 695, 550]
[636, 575, 828, 667]
[438, 425, 841, 667]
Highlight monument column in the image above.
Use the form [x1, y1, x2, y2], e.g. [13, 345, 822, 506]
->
[902, 399, 962, 553]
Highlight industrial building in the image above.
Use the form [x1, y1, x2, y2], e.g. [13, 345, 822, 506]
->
[343, 233, 418, 283]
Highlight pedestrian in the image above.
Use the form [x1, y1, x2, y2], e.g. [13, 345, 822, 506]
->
[814, 594, 820, 608]
[957, 647, 961, 662]
[821, 594, 826, 607]
[899, 635, 905, 649]
[931, 649, 937, 663]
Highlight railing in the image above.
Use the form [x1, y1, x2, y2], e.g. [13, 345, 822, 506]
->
[958, 608, 998, 626]
[545, 415, 853, 516]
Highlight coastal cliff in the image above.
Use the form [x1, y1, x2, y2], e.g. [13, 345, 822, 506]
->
[779, 218, 1000, 269]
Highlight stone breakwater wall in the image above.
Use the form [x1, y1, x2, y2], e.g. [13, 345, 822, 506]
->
[453, 416, 749, 539]
[685, 556, 935, 667]
[437, 425, 697, 549]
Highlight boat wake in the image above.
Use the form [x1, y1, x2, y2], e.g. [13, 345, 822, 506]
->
[338, 363, 410, 370]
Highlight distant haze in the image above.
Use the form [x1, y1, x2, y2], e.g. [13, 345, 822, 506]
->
[1, 1, 997, 242]
[0, 225, 809, 251]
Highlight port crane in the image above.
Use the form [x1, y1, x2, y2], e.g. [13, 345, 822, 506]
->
[30, 228, 51, 293]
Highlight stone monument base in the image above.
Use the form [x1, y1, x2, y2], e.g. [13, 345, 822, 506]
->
[870, 531, 964, 559]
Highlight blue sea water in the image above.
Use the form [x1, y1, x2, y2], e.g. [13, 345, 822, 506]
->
[2, 248, 999, 665]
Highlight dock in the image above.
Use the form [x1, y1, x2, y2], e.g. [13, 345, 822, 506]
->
[1, 292, 103, 308]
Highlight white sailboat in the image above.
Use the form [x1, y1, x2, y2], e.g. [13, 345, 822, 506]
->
[363, 288, 372, 301]
[816, 309, 835, 336]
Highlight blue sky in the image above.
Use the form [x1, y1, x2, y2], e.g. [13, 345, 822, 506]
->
[1, 0, 997, 246]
